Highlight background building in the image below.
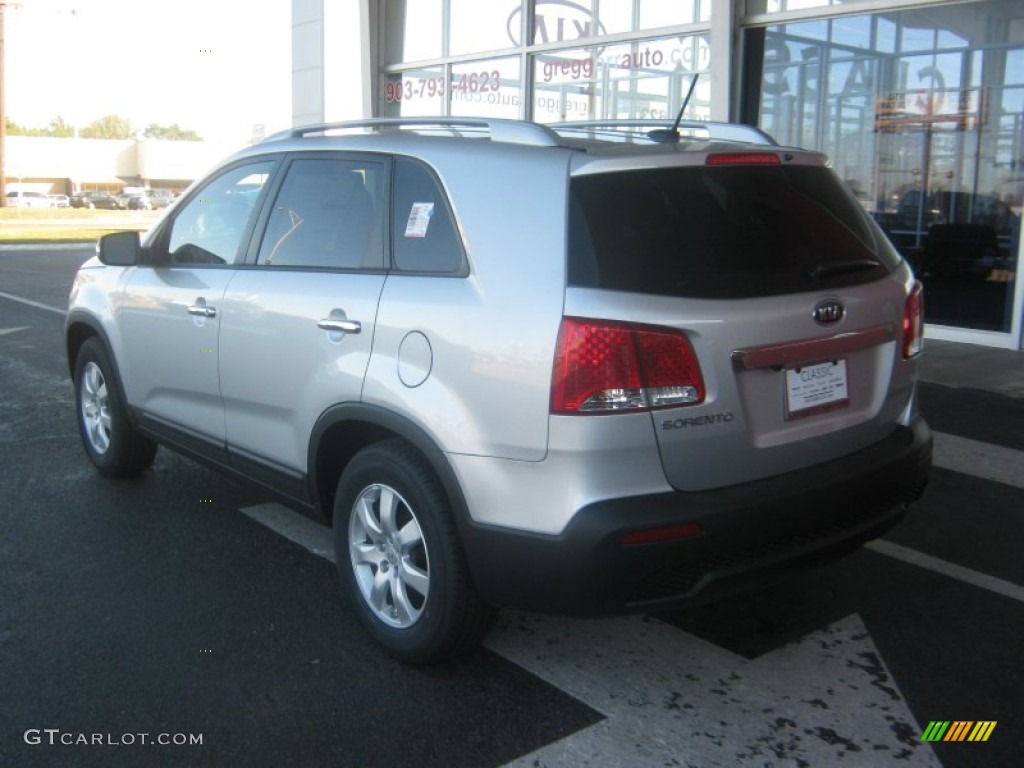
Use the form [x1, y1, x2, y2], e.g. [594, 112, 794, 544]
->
[3, 136, 239, 196]
[293, 0, 1023, 351]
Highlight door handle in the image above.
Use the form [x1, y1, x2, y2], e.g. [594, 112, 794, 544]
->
[187, 304, 217, 318]
[318, 318, 362, 334]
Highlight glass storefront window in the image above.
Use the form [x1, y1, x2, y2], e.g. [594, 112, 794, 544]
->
[532, 34, 710, 123]
[386, 0, 715, 67]
[450, 58, 522, 118]
[751, 4, 1024, 334]
[383, 68, 447, 117]
[747, 0, 873, 13]
[382, 59, 523, 119]
[385, 0, 444, 63]
[522, 0, 708, 46]
[450, 0, 520, 56]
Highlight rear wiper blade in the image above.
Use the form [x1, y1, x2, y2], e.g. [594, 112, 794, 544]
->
[809, 259, 881, 280]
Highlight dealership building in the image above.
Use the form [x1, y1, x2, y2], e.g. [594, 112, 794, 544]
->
[293, 0, 1023, 350]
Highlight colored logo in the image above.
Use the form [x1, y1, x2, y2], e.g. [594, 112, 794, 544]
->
[921, 721, 997, 742]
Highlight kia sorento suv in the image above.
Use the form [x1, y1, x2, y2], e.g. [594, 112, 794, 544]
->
[66, 117, 932, 662]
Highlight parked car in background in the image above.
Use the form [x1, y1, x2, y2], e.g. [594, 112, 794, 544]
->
[148, 189, 175, 209]
[49, 194, 71, 208]
[895, 190, 1015, 233]
[5, 190, 54, 208]
[125, 194, 151, 210]
[73, 191, 126, 210]
[124, 190, 174, 210]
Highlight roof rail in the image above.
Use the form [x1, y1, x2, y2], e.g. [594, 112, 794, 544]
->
[553, 120, 777, 146]
[264, 118, 563, 148]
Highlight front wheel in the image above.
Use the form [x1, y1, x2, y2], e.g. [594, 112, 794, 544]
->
[333, 440, 495, 663]
[74, 338, 157, 476]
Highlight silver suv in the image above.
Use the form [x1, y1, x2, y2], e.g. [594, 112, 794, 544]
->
[66, 117, 932, 662]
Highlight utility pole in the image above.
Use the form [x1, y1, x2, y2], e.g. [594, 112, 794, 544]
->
[1, 2, 7, 206]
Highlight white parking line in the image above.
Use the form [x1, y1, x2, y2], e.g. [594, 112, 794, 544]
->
[0, 242, 95, 252]
[0, 291, 66, 316]
[866, 539, 1024, 604]
[240, 503, 333, 560]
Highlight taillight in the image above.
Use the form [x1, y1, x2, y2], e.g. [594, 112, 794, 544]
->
[903, 280, 924, 359]
[551, 318, 705, 414]
[706, 152, 781, 166]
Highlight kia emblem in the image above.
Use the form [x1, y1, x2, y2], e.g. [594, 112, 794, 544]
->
[813, 299, 845, 325]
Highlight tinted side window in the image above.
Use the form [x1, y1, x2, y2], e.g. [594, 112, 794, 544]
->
[165, 162, 275, 265]
[258, 158, 385, 269]
[569, 164, 895, 299]
[392, 158, 464, 274]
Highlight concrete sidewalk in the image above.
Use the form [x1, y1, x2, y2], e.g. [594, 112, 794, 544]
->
[920, 339, 1024, 398]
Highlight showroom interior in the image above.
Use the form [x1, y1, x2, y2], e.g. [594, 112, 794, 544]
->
[292, 0, 1023, 350]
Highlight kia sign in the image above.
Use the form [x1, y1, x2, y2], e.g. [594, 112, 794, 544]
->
[506, 0, 607, 48]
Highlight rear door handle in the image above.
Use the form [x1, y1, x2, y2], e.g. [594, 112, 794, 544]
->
[187, 304, 217, 318]
[317, 318, 361, 334]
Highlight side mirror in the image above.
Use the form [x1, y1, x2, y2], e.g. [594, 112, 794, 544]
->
[97, 231, 141, 266]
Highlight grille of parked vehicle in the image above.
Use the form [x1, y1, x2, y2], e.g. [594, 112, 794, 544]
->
[65, 117, 932, 662]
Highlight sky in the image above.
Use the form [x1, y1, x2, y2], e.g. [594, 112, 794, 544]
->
[4, 0, 292, 147]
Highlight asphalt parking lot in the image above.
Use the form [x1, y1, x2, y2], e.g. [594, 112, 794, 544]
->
[1, 244, 1022, 768]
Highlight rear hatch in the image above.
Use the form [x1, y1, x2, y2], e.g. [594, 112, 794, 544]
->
[564, 146, 921, 491]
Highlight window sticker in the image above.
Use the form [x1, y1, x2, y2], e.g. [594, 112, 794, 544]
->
[405, 202, 435, 238]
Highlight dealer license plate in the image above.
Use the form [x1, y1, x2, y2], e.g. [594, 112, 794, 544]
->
[785, 360, 849, 419]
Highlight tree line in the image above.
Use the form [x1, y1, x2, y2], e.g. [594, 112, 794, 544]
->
[5, 115, 202, 141]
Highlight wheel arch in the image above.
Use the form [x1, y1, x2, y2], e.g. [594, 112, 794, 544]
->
[66, 312, 114, 379]
[309, 404, 471, 533]
[65, 313, 137, 423]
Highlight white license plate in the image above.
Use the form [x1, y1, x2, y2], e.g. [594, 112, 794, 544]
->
[785, 359, 849, 419]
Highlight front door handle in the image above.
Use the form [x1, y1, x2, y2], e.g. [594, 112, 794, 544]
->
[318, 318, 361, 334]
[187, 304, 217, 318]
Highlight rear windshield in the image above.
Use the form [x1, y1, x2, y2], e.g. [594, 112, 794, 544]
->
[569, 164, 898, 299]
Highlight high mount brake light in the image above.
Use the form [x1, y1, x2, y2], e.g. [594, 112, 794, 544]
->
[705, 152, 781, 166]
[903, 280, 924, 359]
[551, 318, 705, 414]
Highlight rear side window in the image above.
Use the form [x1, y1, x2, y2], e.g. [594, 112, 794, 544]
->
[391, 158, 465, 274]
[569, 164, 897, 299]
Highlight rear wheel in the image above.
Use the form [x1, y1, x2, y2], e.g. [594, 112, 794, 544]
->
[74, 338, 157, 476]
[333, 439, 495, 663]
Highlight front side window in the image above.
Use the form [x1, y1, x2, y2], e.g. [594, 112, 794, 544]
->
[164, 162, 275, 265]
[257, 158, 385, 270]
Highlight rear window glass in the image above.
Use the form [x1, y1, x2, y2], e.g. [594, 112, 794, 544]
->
[569, 164, 897, 299]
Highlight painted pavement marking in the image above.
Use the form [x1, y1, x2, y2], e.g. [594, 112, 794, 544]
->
[0, 291, 66, 316]
[238, 502, 948, 766]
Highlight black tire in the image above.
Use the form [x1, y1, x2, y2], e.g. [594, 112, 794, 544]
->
[74, 337, 157, 477]
[333, 439, 495, 663]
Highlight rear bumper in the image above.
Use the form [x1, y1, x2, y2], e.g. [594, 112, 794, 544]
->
[461, 416, 932, 614]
